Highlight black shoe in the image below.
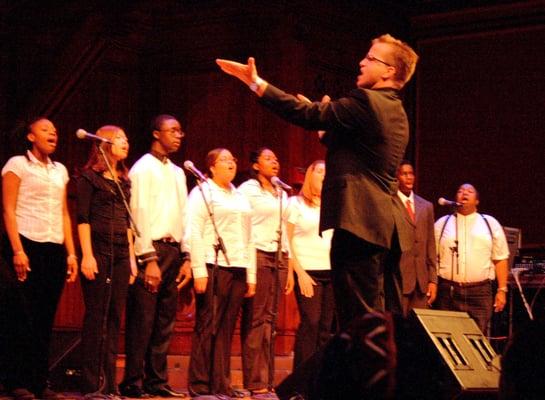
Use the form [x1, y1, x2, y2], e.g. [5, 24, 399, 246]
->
[10, 388, 36, 400]
[107, 394, 126, 400]
[83, 393, 116, 400]
[231, 389, 250, 399]
[119, 385, 152, 399]
[39, 388, 65, 400]
[146, 386, 185, 398]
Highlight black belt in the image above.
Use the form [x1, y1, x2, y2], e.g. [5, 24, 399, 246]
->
[257, 249, 288, 256]
[439, 277, 491, 288]
[153, 237, 179, 246]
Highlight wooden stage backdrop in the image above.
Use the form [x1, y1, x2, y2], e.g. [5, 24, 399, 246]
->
[1, 0, 544, 356]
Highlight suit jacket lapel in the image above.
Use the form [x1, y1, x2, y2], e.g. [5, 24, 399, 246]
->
[396, 194, 416, 227]
[414, 195, 424, 224]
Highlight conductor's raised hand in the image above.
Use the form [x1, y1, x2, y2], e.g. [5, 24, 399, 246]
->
[216, 57, 258, 86]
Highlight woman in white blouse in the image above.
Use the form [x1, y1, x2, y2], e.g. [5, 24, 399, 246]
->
[1, 118, 78, 400]
[285, 160, 334, 369]
[187, 148, 256, 398]
[238, 147, 290, 398]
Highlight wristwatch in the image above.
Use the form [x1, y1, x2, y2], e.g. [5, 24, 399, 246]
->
[497, 286, 508, 293]
[249, 77, 263, 92]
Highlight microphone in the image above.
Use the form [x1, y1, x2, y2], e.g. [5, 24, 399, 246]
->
[76, 129, 113, 144]
[271, 176, 292, 191]
[438, 197, 461, 207]
[183, 160, 207, 182]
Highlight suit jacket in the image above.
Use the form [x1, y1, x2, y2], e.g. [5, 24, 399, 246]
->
[260, 84, 413, 251]
[396, 193, 437, 294]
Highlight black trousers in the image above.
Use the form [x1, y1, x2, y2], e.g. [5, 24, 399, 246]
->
[293, 270, 335, 369]
[121, 242, 182, 390]
[402, 288, 429, 318]
[80, 240, 130, 394]
[435, 278, 493, 334]
[241, 250, 287, 391]
[188, 265, 247, 396]
[330, 229, 402, 331]
[0, 235, 66, 394]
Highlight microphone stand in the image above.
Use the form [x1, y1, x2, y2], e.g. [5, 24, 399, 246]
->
[195, 178, 230, 394]
[97, 144, 140, 237]
[269, 184, 284, 390]
[449, 211, 459, 299]
[512, 268, 534, 323]
[453, 212, 459, 275]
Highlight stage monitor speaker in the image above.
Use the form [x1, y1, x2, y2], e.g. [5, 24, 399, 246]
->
[406, 308, 501, 399]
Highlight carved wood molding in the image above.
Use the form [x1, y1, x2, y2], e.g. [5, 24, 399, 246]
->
[412, 1, 545, 41]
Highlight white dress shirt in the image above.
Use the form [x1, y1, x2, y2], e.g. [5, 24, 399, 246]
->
[397, 190, 415, 214]
[435, 212, 509, 283]
[187, 179, 256, 283]
[1, 151, 68, 244]
[238, 179, 289, 253]
[129, 153, 189, 257]
[285, 196, 332, 271]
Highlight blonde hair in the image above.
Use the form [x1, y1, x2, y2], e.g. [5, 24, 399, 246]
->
[373, 34, 418, 86]
[205, 147, 228, 177]
[83, 125, 129, 179]
[300, 160, 325, 207]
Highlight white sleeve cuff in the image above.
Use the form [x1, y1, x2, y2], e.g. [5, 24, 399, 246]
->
[246, 271, 257, 285]
[192, 266, 208, 279]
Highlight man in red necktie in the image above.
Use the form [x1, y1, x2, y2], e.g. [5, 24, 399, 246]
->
[396, 160, 437, 316]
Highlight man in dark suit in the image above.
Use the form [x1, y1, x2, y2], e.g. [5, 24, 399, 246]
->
[217, 34, 418, 332]
[395, 160, 437, 317]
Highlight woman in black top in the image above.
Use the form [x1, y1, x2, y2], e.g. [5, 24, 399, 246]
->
[76, 125, 136, 397]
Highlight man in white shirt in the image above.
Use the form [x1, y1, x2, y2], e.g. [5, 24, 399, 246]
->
[120, 115, 191, 399]
[434, 183, 509, 333]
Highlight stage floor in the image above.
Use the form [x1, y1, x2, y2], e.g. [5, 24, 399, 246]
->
[0, 392, 253, 400]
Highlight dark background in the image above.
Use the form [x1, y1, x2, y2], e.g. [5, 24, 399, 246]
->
[1, 0, 544, 350]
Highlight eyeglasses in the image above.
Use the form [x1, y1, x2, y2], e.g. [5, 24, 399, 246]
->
[159, 127, 185, 137]
[217, 157, 237, 164]
[365, 54, 392, 67]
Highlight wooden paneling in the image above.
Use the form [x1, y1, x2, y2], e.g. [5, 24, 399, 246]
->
[412, 3, 545, 245]
[8, 0, 545, 358]
[0, 0, 409, 354]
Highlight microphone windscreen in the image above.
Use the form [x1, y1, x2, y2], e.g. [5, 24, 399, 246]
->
[76, 129, 87, 139]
